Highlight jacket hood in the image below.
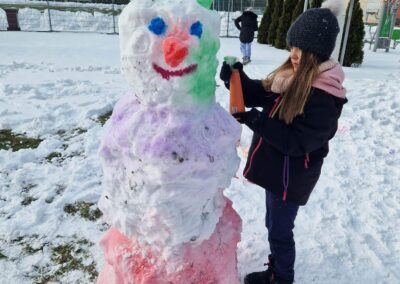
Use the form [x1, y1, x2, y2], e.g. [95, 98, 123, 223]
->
[312, 62, 346, 99]
[243, 11, 257, 18]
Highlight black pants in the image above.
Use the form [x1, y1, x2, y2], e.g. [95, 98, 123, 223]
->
[265, 191, 299, 282]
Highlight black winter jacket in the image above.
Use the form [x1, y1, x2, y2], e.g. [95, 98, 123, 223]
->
[231, 71, 347, 206]
[234, 11, 258, 43]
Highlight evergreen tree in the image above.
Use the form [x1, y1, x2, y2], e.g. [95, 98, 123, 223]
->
[311, 0, 323, 8]
[291, 0, 305, 23]
[267, 0, 284, 46]
[257, 0, 276, 44]
[339, 0, 365, 67]
[275, 0, 298, 49]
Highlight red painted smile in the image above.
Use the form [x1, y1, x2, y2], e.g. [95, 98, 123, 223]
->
[153, 63, 197, 80]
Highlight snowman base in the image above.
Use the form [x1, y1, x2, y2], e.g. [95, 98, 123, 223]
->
[97, 197, 241, 284]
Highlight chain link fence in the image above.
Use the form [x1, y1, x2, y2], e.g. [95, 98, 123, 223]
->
[213, 0, 265, 37]
[0, 0, 124, 33]
[0, 0, 266, 36]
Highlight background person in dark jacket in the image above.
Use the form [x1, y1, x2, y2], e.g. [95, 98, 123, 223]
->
[221, 1, 347, 283]
[234, 7, 258, 64]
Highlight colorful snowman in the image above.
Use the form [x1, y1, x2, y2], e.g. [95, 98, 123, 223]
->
[97, 0, 242, 283]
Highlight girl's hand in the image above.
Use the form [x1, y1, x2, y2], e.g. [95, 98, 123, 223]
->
[219, 62, 232, 83]
[232, 109, 260, 125]
[219, 62, 243, 83]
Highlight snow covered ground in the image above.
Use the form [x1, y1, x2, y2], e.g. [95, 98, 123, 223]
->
[0, 31, 399, 283]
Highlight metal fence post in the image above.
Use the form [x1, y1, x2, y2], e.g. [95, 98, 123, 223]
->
[112, 0, 116, 34]
[46, 0, 52, 32]
[226, 0, 231, 37]
[340, 0, 354, 64]
[303, 0, 309, 12]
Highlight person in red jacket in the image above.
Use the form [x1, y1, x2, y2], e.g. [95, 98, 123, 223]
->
[220, 1, 347, 283]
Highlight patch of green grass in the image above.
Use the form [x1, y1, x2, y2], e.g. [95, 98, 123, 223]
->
[45, 184, 66, 204]
[46, 152, 62, 162]
[55, 184, 66, 195]
[0, 129, 42, 152]
[56, 129, 66, 136]
[50, 239, 97, 281]
[30, 238, 97, 283]
[56, 128, 87, 141]
[96, 110, 113, 126]
[0, 250, 7, 259]
[98, 222, 111, 232]
[10, 235, 44, 256]
[10, 236, 24, 244]
[67, 151, 83, 158]
[6, 235, 99, 282]
[46, 128, 88, 163]
[23, 244, 45, 255]
[21, 183, 37, 193]
[21, 196, 38, 206]
[44, 197, 54, 204]
[64, 201, 102, 221]
[74, 128, 87, 135]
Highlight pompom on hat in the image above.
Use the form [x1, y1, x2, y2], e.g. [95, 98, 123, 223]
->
[287, 0, 343, 61]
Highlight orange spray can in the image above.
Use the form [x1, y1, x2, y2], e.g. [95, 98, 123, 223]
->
[224, 56, 245, 114]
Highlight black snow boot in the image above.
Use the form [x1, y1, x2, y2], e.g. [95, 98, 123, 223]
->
[245, 270, 294, 284]
[244, 255, 294, 284]
[244, 269, 273, 284]
[269, 274, 293, 284]
[244, 255, 274, 284]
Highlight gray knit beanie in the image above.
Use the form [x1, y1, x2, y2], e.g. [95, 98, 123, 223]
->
[287, 0, 342, 61]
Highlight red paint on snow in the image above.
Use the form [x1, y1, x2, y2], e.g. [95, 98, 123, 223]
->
[163, 37, 189, 68]
[96, 198, 241, 284]
[153, 63, 197, 80]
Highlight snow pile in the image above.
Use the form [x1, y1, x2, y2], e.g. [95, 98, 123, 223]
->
[16, 8, 118, 33]
[0, 9, 7, 31]
[18, 8, 49, 31]
[97, 0, 242, 282]
[3, 0, 125, 10]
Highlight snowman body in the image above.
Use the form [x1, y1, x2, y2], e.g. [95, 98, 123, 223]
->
[97, 1, 242, 283]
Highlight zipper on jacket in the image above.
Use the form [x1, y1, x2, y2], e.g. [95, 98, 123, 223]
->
[268, 96, 282, 118]
[304, 153, 310, 169]
[244, 137, 263, 177]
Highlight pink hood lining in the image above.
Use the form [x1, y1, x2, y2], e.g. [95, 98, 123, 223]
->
[312, 63, 347, 99]
[270, 59, 347, 99]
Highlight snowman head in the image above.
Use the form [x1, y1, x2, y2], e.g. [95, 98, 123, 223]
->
[119, 0, 219, 108]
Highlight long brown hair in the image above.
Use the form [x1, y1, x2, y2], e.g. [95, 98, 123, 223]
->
[262, 51, 323, 124]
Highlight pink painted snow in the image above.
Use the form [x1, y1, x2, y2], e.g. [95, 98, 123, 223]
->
[97, 198, 241, 284]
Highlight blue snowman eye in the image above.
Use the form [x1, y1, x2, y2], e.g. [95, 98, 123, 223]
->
[148, 17, 167, 36]
[190, 21, 203, 38]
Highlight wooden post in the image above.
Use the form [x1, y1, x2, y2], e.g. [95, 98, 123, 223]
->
[5, 9, 20, 31]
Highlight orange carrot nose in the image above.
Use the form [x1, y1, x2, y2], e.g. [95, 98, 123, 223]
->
[163, 37, 188, 68]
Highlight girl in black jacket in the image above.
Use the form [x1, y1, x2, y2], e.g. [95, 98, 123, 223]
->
[220, 1, 347, 283]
